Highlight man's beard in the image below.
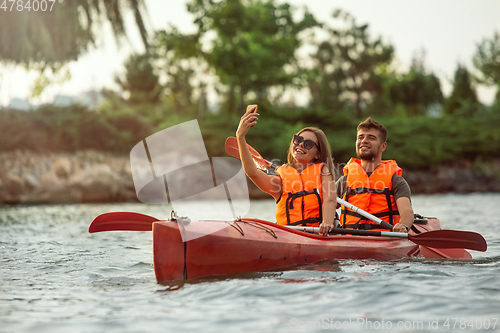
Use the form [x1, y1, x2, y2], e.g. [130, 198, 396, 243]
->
[356, 149, 375, 161]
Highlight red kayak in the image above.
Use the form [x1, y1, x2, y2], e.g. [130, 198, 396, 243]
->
[89, 211, 485, 282]
[152, 217, 462, 282]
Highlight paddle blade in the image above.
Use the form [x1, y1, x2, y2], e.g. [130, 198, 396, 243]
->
[89, 212, 159, 233]
[410, 230, 487, 252]
[224, 137, 272, 170]
[224, 137, 242, 160]
[419, 246, 472, 259]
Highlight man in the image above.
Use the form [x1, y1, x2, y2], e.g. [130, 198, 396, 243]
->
[336, 117, 413, 233]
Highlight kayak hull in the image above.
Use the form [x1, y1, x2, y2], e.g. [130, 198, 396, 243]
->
[153, 218, 440, 282]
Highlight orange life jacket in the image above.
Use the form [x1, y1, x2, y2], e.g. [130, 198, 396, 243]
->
[340, 158, 402, 230]
[275, 163, 324, 227]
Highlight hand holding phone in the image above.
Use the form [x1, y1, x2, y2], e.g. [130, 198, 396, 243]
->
[246, 105, 258, 113]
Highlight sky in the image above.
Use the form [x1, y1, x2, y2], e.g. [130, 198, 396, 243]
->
[1, 0, 500, 107]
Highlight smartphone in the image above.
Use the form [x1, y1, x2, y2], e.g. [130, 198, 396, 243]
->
[246, 105, 258, 113]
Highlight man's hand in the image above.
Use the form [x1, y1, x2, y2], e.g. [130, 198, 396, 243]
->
[393, 222, 409, 233]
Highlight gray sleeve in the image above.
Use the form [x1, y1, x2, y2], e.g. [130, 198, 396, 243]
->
[335, 175, 347, 209]
[336, 175, 347, 198]
[392, 174, 411, 201]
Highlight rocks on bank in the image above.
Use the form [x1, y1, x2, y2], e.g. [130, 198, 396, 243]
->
[0, 150, 136, 204]
[403, 159, 500, 194]
[0, 150, 264, 204]
[1, 150, 499, 204]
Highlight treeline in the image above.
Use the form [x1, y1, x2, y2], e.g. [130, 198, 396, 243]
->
[2, 0, 500, 171]
[129, 1, 499, 118]
[1, 103, 500, 171]
[0, 105, 154, 155]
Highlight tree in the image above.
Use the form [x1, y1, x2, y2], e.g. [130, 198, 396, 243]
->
[152, 28, 205, 117]
[473, 31, 500, 104]
[156, 0, 319, 113]
[115, 53, 162, 105]
[445, 64, 479, 116]
[0, 0, 149, 66]
[0, 0, 150, 96]
[307, 10, 394, 117]
[386, 53, 443, 116]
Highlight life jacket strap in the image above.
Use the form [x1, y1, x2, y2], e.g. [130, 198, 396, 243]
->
[382, 187, 394, 225]
[342, 190, 350, 228]
[342, 186, 398, 227]
[344, 222, 385, 230]
[340, 209, 400, 219]
[285, 188, 322, 225]
[288, 217, 322, 226]
[346, 187, 389, 195]
[287, 189, 318, 209]
[346, 216, 429, 232]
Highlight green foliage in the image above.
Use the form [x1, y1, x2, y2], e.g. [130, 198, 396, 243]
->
[0, 0, 149, 66]
[162, 0, 319, 113]
[2, 103, 499, 172]
[386, 66, 443, 116]
[162, 64, 198, 117]
[198, 109, 500, 171]
[473, 31, 500, 106]
[151, 4, 450, 119]
[152, 29, 206, 118]
[3, 1, 498, 174]
[307, 10, 394, 117]
[473, 31, 500, 87]
[376, 115, 500, 169]
[445, 64, 479, 116]
[115, 53, 162, 105]
[0, 0, 150, 98]
[0, 105, 155, 154]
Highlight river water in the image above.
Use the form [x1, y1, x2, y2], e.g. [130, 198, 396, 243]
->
[1, 193, 499, 333]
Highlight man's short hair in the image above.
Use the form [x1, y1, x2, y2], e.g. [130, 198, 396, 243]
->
[357, 117, 387, 143]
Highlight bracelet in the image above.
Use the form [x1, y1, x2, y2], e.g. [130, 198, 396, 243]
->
[400, 224, 409, 232]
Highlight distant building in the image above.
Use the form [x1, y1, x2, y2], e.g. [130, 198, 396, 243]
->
[52, 91, 105, 110]
[6, 90, 107, 111]
[427, 103, 443, 118]
[53, 95, 78, 107]
[52, 90, 105, 110]
[79, 91, 105, 110]
[7, 98, 32, 111]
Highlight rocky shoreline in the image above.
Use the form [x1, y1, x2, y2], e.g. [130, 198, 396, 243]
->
[0, 150, 136, 204]
[1, 150, 499, 205]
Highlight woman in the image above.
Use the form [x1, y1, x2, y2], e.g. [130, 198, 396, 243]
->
[236, 106, 337, 235]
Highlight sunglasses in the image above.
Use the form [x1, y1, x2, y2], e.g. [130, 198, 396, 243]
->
[293, 135, 318, 150]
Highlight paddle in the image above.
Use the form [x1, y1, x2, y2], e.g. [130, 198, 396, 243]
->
[418, 246, 472, 260]
[287, 226, 485, 251]
[224, 136, 487, 252]
[88, 211, 159, 233]
[89, 209, 486, 253]
[225, 137, 279, 170]
[225, 136, 278, 170]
